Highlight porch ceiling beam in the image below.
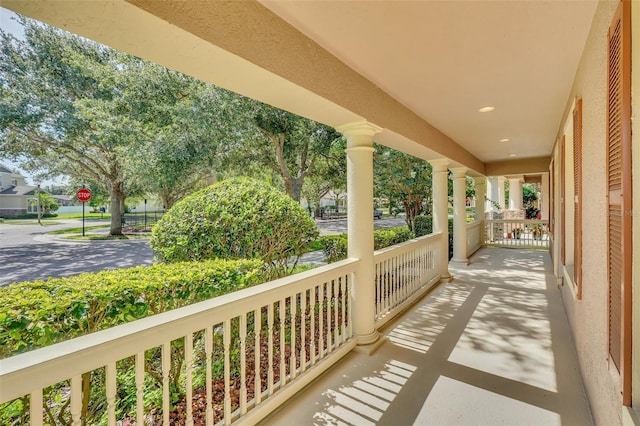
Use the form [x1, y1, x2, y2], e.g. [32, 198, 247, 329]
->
[3, 0, 485, 173]
[485, 156, 551, 176]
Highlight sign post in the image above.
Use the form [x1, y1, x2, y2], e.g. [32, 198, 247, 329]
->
[76, 187, 92, 236]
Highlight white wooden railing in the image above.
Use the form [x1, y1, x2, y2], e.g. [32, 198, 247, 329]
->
[374, 232, 442, 328]
[0, 259, 358, 426]
[466, 220, 483, 257]
[484, 219, 550, 249]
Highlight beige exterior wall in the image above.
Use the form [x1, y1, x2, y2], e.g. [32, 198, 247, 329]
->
[552, 1, 625, 424]
[0, 196, 28, 210]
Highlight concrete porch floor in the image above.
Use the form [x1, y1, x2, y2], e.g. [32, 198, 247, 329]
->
[261, 247, 593, 425]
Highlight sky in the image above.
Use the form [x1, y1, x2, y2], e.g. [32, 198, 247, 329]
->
[0, 7, 68, 187]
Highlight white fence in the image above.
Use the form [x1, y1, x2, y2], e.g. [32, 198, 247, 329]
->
[484, 219, 550, 249]
[374, 232, 442, 328]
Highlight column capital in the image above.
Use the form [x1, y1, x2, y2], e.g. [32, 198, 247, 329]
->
[336, 120, 383, 138]
[450, 166, 467, 179]
[474, 176, 487, 185]
[506, 174, 524, 183]
[429, 158, 450, 172]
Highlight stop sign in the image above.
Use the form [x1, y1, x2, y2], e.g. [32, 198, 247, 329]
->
[76, 188, 92, 203]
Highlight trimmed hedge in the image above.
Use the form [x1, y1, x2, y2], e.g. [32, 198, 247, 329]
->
[0, 259, 263, 358]
[319, 226, 415, 263]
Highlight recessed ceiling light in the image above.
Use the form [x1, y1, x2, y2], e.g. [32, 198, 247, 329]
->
[500, 138, 510, 142]
[509, 153, 517, 157]
[478, 106, 495, 113]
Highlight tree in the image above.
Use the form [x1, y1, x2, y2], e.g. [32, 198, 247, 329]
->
[238, 102, 342, 202]
[374, 145, 432, 232]
[0, 17, 144, 234]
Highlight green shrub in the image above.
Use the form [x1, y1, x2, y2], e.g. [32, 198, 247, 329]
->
[319, 235, 348, 263]
[150, 177, 318, 277]
[414, 215, 433, 237]
[319, 226, 415, 263]
[0, 259, 263, 358]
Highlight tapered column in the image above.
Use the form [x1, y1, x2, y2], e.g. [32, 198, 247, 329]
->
[451, 167, 469, 264]
[541, 172, 550, 220]
[429, 159, 451, 280]
[507, 176, 524, 210]
[337, 120, 381, 347]
[474, 176, 486, 221]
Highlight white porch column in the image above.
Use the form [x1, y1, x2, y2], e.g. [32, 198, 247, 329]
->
[337, 120, 382, 347]
[451, 167, 469, 264]
[474, 176, 486, 221]
[541, 172, 550, 220]
[498, 176, 506, 210]
[487, 177, 499, 214]
[429, 159, 451, 280]
[507, 175, 524, 210]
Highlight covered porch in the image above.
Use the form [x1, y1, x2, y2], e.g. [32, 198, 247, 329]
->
[264, 247, 591, 425]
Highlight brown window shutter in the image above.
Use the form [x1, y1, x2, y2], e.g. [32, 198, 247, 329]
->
[606, 0, 632, 405]
[561, 136, 566, 265]
[573, 99, 583, 299]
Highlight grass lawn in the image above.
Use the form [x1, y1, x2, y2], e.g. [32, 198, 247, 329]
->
[62, 233, 149, 241]
[49, 225, 110, 234]
[0, 220, 61, 225]
[54, 212, 112, 220]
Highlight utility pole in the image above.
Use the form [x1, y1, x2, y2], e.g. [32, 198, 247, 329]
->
[36, 183, 42, 225]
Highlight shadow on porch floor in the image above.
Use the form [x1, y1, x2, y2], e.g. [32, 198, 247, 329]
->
[261, 247, 592, 425]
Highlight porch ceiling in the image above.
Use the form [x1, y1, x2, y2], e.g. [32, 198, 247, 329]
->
[260, 0, 598, 164]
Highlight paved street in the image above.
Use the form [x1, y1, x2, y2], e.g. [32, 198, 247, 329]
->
[0, 215, 408, 286]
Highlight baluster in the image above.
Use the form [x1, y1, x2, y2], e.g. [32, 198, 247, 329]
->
[392, 256, 398, 308]
[30, 389, 43, 426]
[162, 342, 170, 426]
[318, 283, 325, 359]
[290, 295, 298, 380]
[326, 281, 332, 352]
[279, 299, 286, 388]
[268, 303, 274, 395]
[333, 280, 339, 347]
[106, 362, 116, 426]
[224, 319, 231, 425]
[300, 290, 307, 373]
[340, 277, 346, 340]
[135, 352, 144, 426]
[240, 314, 247, 415]
[310, 287, 316, 365]
[254, 308, 262, 404]
[185, 333, 194, 426]
[70, 375, 81, 426]
[384, 259, 389, 313]
[374, 263, 380, 318]
[206, 326, 214, 425]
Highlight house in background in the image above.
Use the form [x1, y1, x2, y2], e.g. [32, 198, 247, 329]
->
[0, 164, 37, 217]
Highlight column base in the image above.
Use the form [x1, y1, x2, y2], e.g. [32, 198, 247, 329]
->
[450, 257, 470, 265]
[439, 272, 454, 283]
[354, 332, 386, 355]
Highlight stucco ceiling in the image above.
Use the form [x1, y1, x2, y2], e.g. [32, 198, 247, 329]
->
[260, 0, 598, 163]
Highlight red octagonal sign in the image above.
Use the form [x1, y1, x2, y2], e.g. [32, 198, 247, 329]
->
[76, 188, 92, 203]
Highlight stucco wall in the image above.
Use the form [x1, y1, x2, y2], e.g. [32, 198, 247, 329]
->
[555, 1, 623, 424]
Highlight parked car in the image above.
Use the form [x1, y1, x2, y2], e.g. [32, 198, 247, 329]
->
[374, 209, 383, 220]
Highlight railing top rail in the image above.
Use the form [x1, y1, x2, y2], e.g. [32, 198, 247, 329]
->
[373, 232, 442, 261]
[466, 220, 482, 227]
[0, 258, 359, 402]
[484, 219, 549, 224]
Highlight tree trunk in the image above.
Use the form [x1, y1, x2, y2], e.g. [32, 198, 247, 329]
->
[109, 181, 124, 235]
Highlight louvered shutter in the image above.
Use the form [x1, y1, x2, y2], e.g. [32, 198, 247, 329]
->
[606, 0, 632, 405]
[573, 99, 582, 299]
